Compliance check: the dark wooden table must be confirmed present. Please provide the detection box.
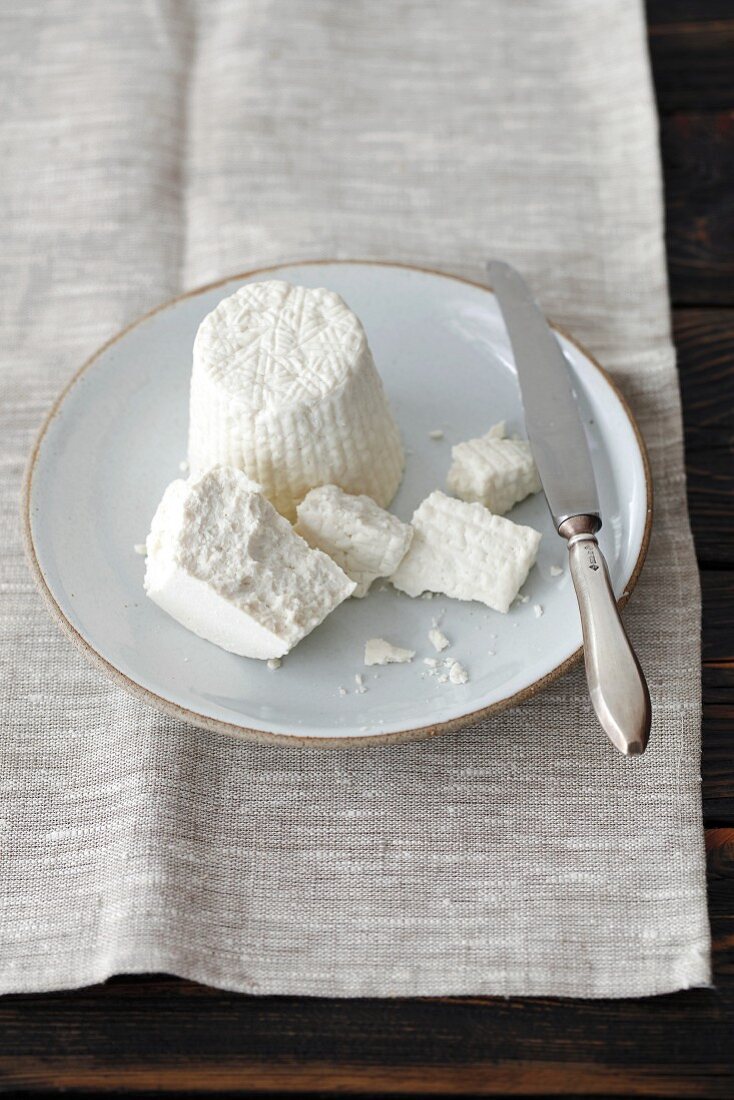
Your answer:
[3,4,733,1096]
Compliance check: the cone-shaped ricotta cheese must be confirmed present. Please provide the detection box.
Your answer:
[188,281,405,521]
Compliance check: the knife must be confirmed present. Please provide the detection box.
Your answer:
[487,260,651,756]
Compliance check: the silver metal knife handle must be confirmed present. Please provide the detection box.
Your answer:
[560,516,651,756]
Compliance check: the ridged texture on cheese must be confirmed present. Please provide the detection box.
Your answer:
[391,490,541,613]
[144,466,355,659]
[447,421,541,513]
[188,281,405,520]
[295,484,413,597]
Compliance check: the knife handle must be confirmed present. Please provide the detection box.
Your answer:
[560,517,651,756]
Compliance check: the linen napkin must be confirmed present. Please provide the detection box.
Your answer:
[0,0,710,997]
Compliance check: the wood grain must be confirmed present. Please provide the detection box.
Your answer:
[702,574,734,819]
[661,113,734,306]
[675,310,734,565]
[649,21,734,114]
[676,310,734,447]
[647,0,734,22]
[2,1058,734,1096]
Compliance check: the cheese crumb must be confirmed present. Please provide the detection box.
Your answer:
[449,662,469,685]
[423,657,438,668]
[179,460,190,474]
[550,565,563,577]
[428,628,450,652]
[364,638,415,666]
[267,658,281,670]
[338,686,348,696]
[533,604,544,618]
[517,594,529,604]
[428,429,444,441]
[134,543,147,556]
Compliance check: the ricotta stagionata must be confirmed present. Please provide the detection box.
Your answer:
[446,421,541,514]
[144,466,355,659]
[295,484,413,597]
[391,490,541,613]
[188,281,404,520]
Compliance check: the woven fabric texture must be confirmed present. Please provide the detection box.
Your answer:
[0,0,710,997]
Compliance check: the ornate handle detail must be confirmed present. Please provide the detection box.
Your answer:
[560,516,651,756]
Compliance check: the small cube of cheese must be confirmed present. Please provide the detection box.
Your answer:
[296,485,413,598]
[447,421,541,514]
[145,466,355,659]
[391,490,541,613]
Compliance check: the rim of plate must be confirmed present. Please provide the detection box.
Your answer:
[22,260,653,749]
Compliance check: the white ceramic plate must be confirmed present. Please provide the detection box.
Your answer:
[24,261,651,746]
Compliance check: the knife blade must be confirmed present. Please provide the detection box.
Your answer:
[487,260,651,756]
[487,260,599,530]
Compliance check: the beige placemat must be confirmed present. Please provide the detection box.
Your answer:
[0,0,710,997]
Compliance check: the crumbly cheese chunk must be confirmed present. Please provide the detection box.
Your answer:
[364,638,415,666]
[295,485,413,598]
[428,628,450,652]
[144,466,355,659]
[448,661,469,685]
[447,421,541,514]
[188,281,404,520]
[391,490,541,613]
